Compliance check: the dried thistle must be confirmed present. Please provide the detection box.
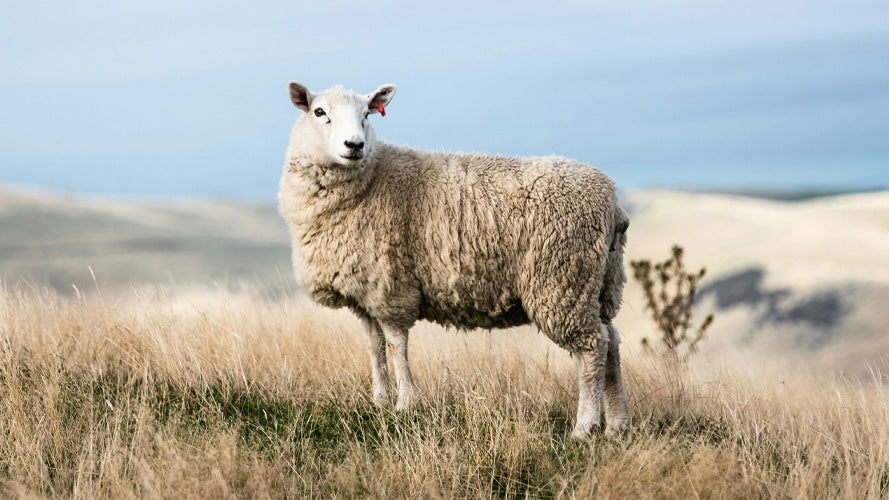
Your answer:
[631,245,714,358]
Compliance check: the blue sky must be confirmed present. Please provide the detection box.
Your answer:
[1,0,887,200]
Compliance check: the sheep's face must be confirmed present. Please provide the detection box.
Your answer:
[288,82,396,167]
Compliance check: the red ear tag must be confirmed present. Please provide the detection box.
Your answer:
[377,100,386,117]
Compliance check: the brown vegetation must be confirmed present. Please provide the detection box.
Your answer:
[631,245,714,356]
[0,283,887,498]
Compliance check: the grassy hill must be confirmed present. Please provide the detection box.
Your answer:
[1,284,887,498]
[2,185,888,497]
[0,187,293,293]
[2,185,888,371]
[619,189,889,374]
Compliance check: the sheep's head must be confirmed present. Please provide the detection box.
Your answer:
[288,82,396,167]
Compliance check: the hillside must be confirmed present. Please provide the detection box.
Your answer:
[2,185,888,497]
[3,287,888,498]
[620,189,889,373]
[0,187,293,293]
[2,186,888,372]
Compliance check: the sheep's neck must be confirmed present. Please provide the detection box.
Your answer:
[284,154,376,220]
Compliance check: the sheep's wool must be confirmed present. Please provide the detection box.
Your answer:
[279,83,631,437]
[280,143,627,350]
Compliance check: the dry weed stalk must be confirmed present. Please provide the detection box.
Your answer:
[630,245,714,357]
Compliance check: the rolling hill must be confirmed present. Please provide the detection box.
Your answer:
[2,185,887,372]
[619,189,889,373]
[0,186,293,293]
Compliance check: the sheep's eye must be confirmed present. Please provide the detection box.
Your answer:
[313,108,326,117]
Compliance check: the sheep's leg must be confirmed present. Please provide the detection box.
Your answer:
[603,324,631,435]
[359,317,392,407]
[570,327,609,439]
[380,324,419,410]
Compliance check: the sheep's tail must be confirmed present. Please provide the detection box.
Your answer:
[600,205,629,322]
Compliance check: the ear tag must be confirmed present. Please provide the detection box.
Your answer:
[377,101,386,117]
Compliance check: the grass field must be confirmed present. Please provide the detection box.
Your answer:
[6,186,889,377]
[1,283,887,499]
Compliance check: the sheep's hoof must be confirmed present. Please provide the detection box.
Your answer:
[394,388,419,411]
[372,391,392,408]
[604,422,632,438]
[569,425,599,440]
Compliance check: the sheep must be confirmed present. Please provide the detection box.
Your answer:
[278,82,631,438]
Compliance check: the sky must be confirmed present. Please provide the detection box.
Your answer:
[1,0,888,200]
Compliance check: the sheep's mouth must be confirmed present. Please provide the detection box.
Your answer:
[339,152,364,161]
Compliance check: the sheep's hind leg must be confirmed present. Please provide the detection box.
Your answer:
[603,324,631,436]
[570,328,609,440]
[359,317,392,407]
[381,324,419,410]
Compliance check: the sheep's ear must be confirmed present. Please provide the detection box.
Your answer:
[288,81,313,112]
[366,84,396,115]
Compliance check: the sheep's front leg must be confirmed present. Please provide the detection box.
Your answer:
[359,317,392,407]
[570,327,609,439]
[380,324,419,410]
[603,324,631,436]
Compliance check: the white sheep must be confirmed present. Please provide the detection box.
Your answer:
[279,82,631,438]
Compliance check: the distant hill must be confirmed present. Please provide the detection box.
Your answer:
[2,185,888,373]
[666,186,889,202]
[0,187,294,294]
[619,189,889,374]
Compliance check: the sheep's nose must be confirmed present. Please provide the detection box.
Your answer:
[344,139,364,150]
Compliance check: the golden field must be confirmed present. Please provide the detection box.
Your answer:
[3,187,889,497]
[1,284,887,499]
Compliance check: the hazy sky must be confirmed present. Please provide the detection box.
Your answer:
[1,1,887,200]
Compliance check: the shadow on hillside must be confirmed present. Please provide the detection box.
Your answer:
[698,268,849,349]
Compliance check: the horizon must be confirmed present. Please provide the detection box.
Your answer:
[3,180,887,207]
[2,1,888,201]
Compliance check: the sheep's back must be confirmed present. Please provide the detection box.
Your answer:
[382,149,616,330]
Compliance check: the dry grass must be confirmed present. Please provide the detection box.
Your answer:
[1,283,887,499]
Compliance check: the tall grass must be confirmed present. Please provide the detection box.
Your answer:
[0,283,887,498]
